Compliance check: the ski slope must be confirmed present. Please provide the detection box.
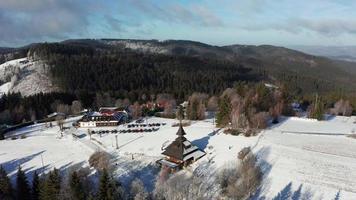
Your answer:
[0,57,58,96]
[1,115,356,199]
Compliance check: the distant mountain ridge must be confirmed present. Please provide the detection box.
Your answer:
[1,39,356,97]
[290,45,356,62]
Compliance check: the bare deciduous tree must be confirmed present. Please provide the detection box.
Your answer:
[163,99,176,117]
[187,93,208,120]
[123,98,131,108]
[56,116,65,132]
[88,151,111,171]
[330,99,353,116]
[251,112,269,129]
[154,171,214,200]
[207,96,219,112]
[71,100,82,115]
[130,102,142,119]
[115,99,123,108]
[130,178,148,200]
[57,104,70,115]
[219,149,262,199]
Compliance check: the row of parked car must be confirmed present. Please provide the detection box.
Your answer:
[127,123,166,128]
[91,127,160,135]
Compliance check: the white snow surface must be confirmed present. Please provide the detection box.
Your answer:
[0,82,11,96]
[0,57,58,96]
[1,115,356,199]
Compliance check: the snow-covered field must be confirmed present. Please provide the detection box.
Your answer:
[1,116,356,199]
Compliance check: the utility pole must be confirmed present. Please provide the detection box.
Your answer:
[115,135,119,149]
[40,153,45,173]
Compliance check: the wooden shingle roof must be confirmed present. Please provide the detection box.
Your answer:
[162,124,205,161]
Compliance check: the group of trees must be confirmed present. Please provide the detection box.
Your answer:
[307,94,354,120]
[215,83,293,135]
[0,165,125,200]
[219,148,262,199]
[0,93,83,126]
[0,92,77,125]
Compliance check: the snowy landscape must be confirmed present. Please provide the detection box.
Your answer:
[2,2,356,199]
[1,114,356,199]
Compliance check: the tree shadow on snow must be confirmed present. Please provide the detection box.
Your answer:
[0,150,46,175]
[0,151,87,184]
[112,157,160,192]
[334,190,341,200]
[266,116,289,130]
[192,129,219,151]
[267,182,313,200]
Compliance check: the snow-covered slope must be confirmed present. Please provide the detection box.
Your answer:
[1,116,356,199]
[0,57,58,96]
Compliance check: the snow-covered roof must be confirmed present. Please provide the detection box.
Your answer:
[89,112,102,117]
[162,125,206,161]
[99,107,119,111]
[183,143,198,155]
[158,159,179,168]
[47,112,65,118]
[183,149,206,161]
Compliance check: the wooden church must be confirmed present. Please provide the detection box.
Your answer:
[158,124,206,171]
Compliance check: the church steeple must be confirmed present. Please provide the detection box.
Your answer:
[176,122,186,136]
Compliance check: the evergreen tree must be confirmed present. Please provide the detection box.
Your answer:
[39,168,61,200]
[32,171,40,200]
[0,165,13,200]
[308,94,325,120]
[69,171,85,200]
[98,169,119,200]
[16,167,31,200]
[216,95,231,127]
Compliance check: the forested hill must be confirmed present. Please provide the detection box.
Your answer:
[0,39,354,100]
[27,42,260,100]
[25,39,356,95]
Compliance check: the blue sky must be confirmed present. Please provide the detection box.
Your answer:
[1,0,356,47]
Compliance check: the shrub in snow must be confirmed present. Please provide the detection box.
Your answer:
[88,151,111,171]
[130,178,148,200]
[219,150,262,199]
[223,128,241,136]
[154,168,215,200]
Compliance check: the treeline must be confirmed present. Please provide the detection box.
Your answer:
[0,165,125,200]
[0,48,28,65]
[1,82,356,126]
[0,92,77,125]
